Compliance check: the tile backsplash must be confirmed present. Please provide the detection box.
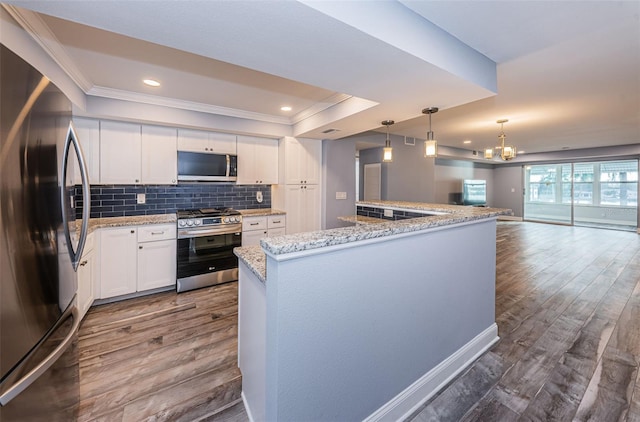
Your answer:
[356,206,428,221]
[75,184,271,219]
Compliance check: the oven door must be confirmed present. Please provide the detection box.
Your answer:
[177,227,242,280]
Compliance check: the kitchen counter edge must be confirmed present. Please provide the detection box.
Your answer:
[234,245,266,284]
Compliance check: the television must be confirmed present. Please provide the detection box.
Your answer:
[463,179,487,206]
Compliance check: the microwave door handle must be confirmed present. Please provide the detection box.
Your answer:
[226,154,230,178]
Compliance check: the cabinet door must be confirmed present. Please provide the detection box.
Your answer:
[177,129,209,153]
[72,118,101,184]
[242,229,268,247]
[141,125,177,184]
[300,138,322,185]
[100,121,142,184]
[208,132,237,155]
[267,227,286,237]
[99,227,137,298]
[77,248,94,320]
[303,184,321,232]
[254,138,278,185]
[284,185,305,234]
[236,136,257,185]
[137,239,177,291]
[282,137,304,185]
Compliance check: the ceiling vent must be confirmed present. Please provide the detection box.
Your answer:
[322,128,340,134]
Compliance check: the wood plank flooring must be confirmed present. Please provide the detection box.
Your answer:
[409,222,640,422]
[78,222,640,421]
[77,282,248,421]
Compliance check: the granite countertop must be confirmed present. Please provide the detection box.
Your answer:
[337,215,387,225]
[239,208,286,217]
[234,245,266,283]
[260,200,512,256]
[80,214,177,233]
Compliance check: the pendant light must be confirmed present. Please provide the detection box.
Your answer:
[422,107,439,157]
[381,120,394,162]
[485,119,517,160]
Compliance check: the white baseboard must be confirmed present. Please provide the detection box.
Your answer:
[363,323,499,422]
[498,215,523,221]
[241,392,255,422]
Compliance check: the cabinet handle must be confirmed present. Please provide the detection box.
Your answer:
[79,260,88,267]
[130,230,135,234]
[139,246,143,249]
[135,179,139,183]
[151,231,165,235]
[273,220,281,224]
[300,180,303,184]
[250,222,259,226]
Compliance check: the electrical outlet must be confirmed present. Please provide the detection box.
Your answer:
[335,191,347,200]
[137,193,146,204]
[383,209,393,218]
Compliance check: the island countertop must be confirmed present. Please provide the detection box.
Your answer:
[259,200,512,256]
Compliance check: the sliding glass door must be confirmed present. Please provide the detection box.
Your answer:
[524,159,638,231]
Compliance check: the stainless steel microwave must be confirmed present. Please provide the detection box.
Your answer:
[177,151,237,182]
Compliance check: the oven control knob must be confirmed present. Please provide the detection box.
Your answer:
[178,220,186,227]
[223,217,229,223]
[186,220,194,226]
[194,220,201,226]
[233,217,239,223]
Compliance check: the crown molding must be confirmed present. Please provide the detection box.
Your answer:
[88,86,293,125]
[291,93,353,124]
[4,4,93,92]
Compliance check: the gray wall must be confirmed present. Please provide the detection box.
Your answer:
[322,138,356,229]
[264,220,498,420]
[434,159,494,205]
[492,165,523,217]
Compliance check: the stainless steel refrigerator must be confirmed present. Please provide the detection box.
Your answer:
[0,45,90,421]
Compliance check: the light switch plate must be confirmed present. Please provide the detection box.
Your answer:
[137,193,146,204]
[335,191,347,200]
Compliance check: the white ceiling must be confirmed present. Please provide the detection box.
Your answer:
[4,0,640,156]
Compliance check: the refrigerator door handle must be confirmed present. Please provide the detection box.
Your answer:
[61,121,91,271]
[0,301,80,406]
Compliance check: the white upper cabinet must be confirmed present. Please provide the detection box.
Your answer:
[279,137,321,185]
[237,135,278,185]
[100,121,142,184]
[177,129,236,154]
[72,117,101,185]
[141,125,177,185]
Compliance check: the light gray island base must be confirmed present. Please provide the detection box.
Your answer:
[235,203,510,421]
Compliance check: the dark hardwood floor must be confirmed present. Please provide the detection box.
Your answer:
[78,222,640,421]
[410,222,640,422]
[77,281,247,421]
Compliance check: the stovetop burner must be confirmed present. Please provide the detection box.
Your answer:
[177,208,242,229]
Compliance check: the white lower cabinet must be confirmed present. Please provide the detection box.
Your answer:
[99,226,138,298]
[99,223,176,300]
[242,215,286,246]
[77,232,96,320]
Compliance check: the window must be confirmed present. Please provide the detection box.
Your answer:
[599,160,638,206]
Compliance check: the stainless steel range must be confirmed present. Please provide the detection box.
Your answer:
[176,208,242,293]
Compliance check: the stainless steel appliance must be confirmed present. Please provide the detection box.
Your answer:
[0,46,90,420]
[177,208,242,293]
[177,151,237,182]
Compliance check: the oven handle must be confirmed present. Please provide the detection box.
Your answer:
[178,225,242,239]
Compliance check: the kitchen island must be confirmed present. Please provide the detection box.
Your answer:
[234,201,512,421]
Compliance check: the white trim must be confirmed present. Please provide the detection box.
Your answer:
[364,324,499,422]
[263,218,497,262]
[241,392,256,422]
[4,5,93,92]
[290,93,352,124]
[88,86,292,125]
[498,215,523,221]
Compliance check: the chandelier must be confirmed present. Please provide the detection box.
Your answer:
[485,119,516,161]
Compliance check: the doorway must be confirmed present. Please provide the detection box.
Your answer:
[523,159,638,231]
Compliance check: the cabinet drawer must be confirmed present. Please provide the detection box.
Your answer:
[267,215,286,229]
[137,224,176,242]
[268,227,286,237]
[242,217,267,231]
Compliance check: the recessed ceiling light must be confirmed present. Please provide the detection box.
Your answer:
[463,140,472,144]
[143,79,160,87]
[280,106,292,112]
